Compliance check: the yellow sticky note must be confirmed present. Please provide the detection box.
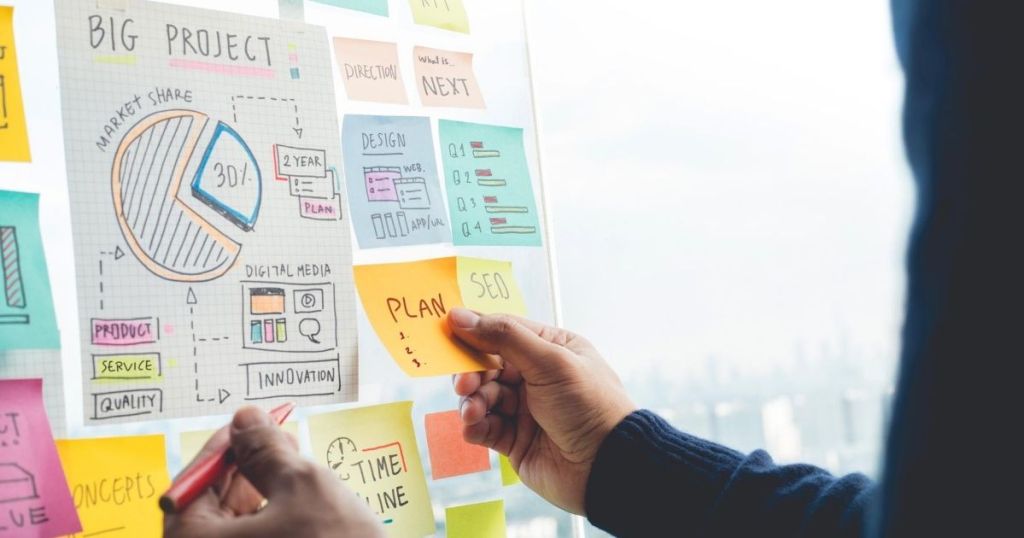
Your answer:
[498,454,520,486]
[408,0,470,34]
[446,499,506,538]
[457,257,527,316]
[55,435,170,538]
[309,402,435,538]
[0,6,30,161]
[179,422,300,467]
[354,258,499,377]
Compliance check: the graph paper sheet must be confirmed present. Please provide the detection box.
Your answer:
[54,0,357,424]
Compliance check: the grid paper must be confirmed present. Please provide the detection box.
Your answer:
[54,0,357,425]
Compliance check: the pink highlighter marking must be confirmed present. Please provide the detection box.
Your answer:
[168,59,276,79]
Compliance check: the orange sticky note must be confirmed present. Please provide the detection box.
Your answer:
[413,46,485,109]
[424,410,490,480]
[1,6,31,161]
[354,257,499,377]
[333,37,409,104]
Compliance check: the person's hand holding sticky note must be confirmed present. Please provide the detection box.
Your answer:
[354,257,501,377]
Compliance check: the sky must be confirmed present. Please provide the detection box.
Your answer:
[525,0,913,379]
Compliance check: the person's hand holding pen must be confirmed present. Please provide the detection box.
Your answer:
[448,308,637,515]
[163,406,385,538]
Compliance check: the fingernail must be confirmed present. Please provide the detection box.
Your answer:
[232,406,271,430]
[459,397,470,419]
[449,307,481,329]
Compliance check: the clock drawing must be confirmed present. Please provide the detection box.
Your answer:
[326,436,358,480]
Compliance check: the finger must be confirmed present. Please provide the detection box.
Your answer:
[454,370,490,397]
[455,367,516,398]
[229,406,307,500]
[448,309,572,380]
[164,488,227,536]
[463,414,516,454]
[496,360,523,386]
[466,311,582,348]
[218,468,265,516]
[460,382,518,424]
[454,372,480,396]
[221,427,302,515]
[165,488,283,538]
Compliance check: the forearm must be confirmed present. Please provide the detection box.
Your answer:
[585,410,874,537]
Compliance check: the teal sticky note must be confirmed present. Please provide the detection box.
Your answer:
[309,0,389,16]
[0,190,60,349]
[439,120,543,247]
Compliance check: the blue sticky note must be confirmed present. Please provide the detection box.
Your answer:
[310,0,389,16]
[341,115,451,248]
[0,190,60,349]
[439,120,543,247]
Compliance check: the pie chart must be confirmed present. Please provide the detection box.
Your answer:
[111,109,262,283]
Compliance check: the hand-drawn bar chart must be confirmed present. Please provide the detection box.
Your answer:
[0,226,28,325]
[439,120,542,247]
[0,190,59,349]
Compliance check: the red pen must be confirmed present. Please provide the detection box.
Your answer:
[159,402,295,514]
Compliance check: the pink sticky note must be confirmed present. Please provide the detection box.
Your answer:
[424,410,491,480]
[0,379,81,537]
[413,46,486,109]
[333,38,409,105]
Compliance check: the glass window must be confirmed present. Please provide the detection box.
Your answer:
[527,1,911,535]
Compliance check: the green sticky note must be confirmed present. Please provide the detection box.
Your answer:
[446,499,506,538]
[310,0,389,16]
[439,120,543,247]
[499,454,520,486]
[0,190,59,349]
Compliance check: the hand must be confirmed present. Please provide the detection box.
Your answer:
[164,406,385,538]
[449,308,637,515]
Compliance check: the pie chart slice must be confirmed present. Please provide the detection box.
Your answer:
[190,122,263,232]
[112,109,243,283]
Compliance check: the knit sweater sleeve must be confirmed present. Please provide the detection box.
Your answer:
[584,410,874,538]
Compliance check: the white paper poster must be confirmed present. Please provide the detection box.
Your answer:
[54,0,357,423]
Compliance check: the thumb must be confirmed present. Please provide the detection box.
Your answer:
[230,406,306,500]
[448,308,573,380]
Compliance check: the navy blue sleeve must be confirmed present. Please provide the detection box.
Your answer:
[585,410,873,537]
